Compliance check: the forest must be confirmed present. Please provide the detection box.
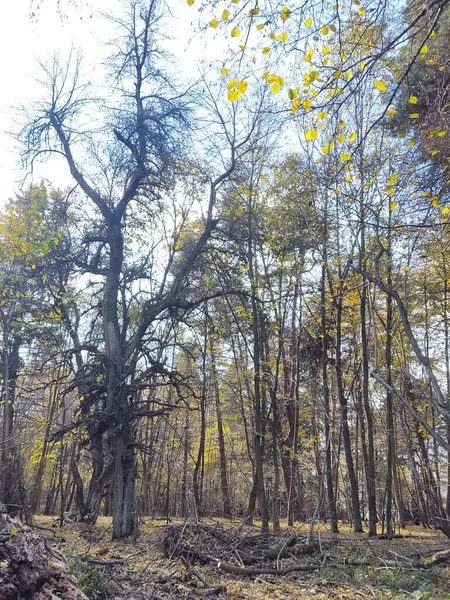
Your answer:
[0,0,450,598]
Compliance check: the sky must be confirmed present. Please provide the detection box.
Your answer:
[0,0,218,198]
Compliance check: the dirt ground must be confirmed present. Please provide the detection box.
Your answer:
[34,517,450,600]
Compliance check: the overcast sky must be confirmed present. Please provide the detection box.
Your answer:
[0,0,218,198]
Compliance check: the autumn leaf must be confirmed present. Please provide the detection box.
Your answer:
[281,6,291,21]
[209,18,219,28]
[305,129,318,141]
[231,27,241,37]
[374,80,387,92]
[304,17,313,26]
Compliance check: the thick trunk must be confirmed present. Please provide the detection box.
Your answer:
[112,421,136,539]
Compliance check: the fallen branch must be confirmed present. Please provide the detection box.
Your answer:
[215,560,321,576]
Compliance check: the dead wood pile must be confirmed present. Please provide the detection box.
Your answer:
[163,523,450,578]
[163,523,320,576]
[0,510,88,600]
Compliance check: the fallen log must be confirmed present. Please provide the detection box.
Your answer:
[0,509,88,600]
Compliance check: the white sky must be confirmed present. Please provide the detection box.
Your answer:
[0,0,220,198]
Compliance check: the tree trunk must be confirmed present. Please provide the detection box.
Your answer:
[321,261,339,533]
[112,420,136,539]
[209,329,232,517]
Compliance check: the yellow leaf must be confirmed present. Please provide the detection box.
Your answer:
[304,17,313,26]
[390,201,397,210]
[227,79,238,90]
[374,80,387,92]
[222,9,230,20]
[275,32,289,41]
[10,529,19,535]
[407,139,416,146]
[358,8,365,15]
[420,44,428,56]
[303,98,312,110]
[210,18,219,28]
[318,111,328,119]
[80,395,85,401]
[409,95,418,104]
[322,46,330,55]
[438,130,447,137]
[349,131,356,142]
[337,134,346,143]
[360,60,365,71]
[290,98,300,115]
[248,7,260,16]
[305,128,318,141]
[387,107,397,116]
[442,207,450,215]
[409,113,420,119]
[403,266,409,272]
[304,49,314,62]
[340,153,351,162]
[239,44,246,51]
[31,264,36,270]
[262,47,271,55]
[321,25,329,35]
[231,27,241,37]
[432,150,439,156]
[288,88,298,100]
[220,68,229,76]
[187,0,194,5]
[339,120,345,130]
[75,409,82,417]
[281,6,291,20]
[322,143,331,155]
[237,80,248,93]
[256,23,265,30]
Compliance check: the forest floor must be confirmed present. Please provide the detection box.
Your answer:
[35,516,450,600]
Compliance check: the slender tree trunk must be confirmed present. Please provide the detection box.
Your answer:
[360,274,377,534]
[193,320,208,517]
[209,328,232,517]
[385,235,394,538]
[248,218,269,532]
[321,260,339,533]
[336,300,363,532]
